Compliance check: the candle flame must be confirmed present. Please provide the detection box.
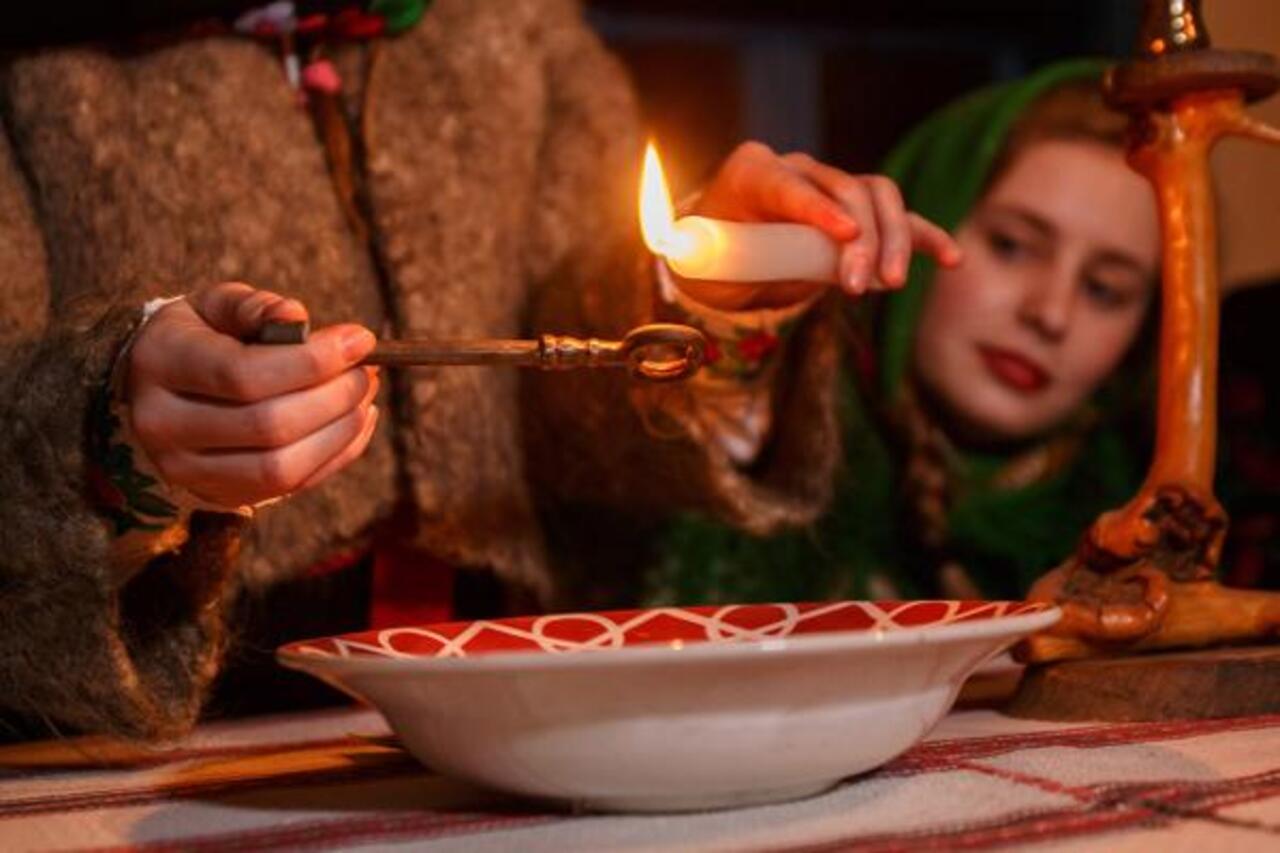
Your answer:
[639,141,691,260]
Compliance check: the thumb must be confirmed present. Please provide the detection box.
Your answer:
[187,282,310,340]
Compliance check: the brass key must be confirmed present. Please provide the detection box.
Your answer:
[257,321,706,383]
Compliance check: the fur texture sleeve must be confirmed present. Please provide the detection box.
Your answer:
[0,309,245,740]
[522,1,842,538]
[0,116,49,346]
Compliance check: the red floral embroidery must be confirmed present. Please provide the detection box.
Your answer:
[332,8,386,39]
[702,336,722,365]
[296,13,329,35]
[737,331,780,362]
[87,465,127,512]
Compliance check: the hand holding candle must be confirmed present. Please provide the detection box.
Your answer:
[641,141,962,310]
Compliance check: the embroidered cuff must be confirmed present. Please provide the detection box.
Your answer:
[88,296,256,545]
[656,259,819,382]
[654,260,822,465]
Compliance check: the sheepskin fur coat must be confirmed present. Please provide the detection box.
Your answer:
[0,0,840,740]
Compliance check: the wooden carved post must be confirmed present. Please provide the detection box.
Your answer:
[1017,0,1280,669]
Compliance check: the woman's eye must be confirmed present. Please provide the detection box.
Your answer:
[1083,277,1131,309]
[987,230,1027,260]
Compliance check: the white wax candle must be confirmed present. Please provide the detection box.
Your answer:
[639,143,842,284]
[664,216,840,283]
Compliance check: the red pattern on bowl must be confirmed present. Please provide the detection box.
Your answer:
[283,600,1052,661]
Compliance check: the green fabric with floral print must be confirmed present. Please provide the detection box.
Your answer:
[87,384,180,535]
[369,0,430,35]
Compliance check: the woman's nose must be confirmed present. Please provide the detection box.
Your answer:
[1017,267,1076,342]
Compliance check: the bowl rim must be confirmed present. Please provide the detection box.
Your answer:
[276,601,1060,677]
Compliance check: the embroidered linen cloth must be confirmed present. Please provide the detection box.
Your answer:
[1,705,1276,850]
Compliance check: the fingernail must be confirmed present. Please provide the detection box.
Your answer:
[271,298,309,323]
[845,259,867,293]
[884,259,905,285]
[840,251,856,290]
[361,369,380,406]
[341,327,376,361]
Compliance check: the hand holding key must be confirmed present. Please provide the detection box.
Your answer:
[127,282,703,510]
[127,282,381,508]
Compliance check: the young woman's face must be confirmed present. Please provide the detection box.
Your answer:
[913,139,1159,444]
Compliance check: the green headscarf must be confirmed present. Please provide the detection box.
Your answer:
[648,59,1147,605]
[879,57,1112,398]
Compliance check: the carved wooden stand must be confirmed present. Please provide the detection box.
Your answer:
[1011,0,1280,721]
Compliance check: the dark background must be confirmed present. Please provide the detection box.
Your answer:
[0,1,1142,189]
[586,0,1139,189]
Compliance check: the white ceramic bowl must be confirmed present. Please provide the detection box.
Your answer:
[279,600,1058,812]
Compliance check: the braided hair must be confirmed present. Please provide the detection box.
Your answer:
[893,78,1139,598]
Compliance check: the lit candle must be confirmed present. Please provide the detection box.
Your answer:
[639,143,840,283]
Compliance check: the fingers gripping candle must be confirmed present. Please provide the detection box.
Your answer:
[639,143,841,283]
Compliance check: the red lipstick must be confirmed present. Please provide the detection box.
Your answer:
[978,345,1050,393]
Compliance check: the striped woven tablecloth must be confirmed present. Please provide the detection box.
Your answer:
[1,703,1277,851]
